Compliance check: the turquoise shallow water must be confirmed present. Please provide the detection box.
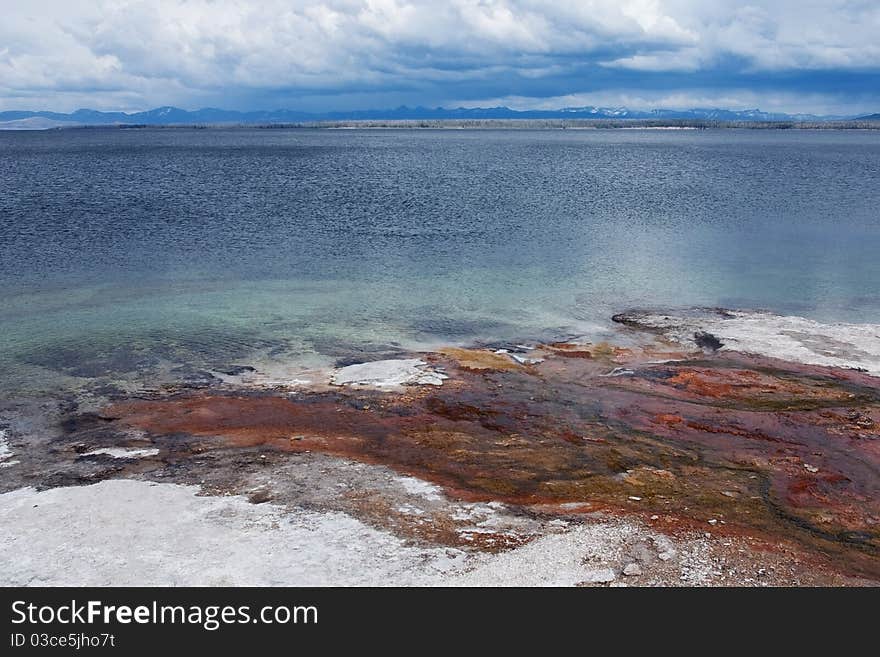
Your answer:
[1,128,879,394]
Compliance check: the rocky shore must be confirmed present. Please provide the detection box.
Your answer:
[1,310,878,586]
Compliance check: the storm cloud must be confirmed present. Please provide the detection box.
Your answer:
[1,0,878,113]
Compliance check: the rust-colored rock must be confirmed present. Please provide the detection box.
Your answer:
[438,347,521,371]
[545,343,593,358]
[106,347,880,578]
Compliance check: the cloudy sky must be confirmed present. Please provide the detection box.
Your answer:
[2,0,879,114]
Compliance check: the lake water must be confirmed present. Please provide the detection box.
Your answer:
[2,127,879,393]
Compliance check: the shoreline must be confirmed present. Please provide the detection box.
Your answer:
[5,119,880,132]
[1,308,878,586]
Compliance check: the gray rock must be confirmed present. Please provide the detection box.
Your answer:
[622,563,642,576]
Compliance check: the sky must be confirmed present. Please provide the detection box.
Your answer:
[1,0,879,115]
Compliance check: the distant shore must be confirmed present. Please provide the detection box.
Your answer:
[4,118,880,131]
[254,118,880,130]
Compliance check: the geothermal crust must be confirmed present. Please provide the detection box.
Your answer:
[2,310,879,586]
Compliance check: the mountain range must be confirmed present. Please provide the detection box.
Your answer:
[2,105,879,128]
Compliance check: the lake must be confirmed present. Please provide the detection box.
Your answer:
[2,127,879,393]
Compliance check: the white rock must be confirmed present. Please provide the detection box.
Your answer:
[652,534,678,561]
[0,430,12,460]
[623,563,643,576]
[396,475,445,502]
[0,480,675,587]
[330,359,448,388]
[413,372,448,386]
[509,353,544,365]
[0,480,466,586]
[0,430,17,468]
[615,309,880,376]
[82,447,160,459]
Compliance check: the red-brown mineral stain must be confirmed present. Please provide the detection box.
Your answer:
[106,347,880,577]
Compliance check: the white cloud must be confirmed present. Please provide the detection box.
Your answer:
[602,49,702,72]
[0,1,878,111]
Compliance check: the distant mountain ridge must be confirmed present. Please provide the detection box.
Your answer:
[0,105,867,126]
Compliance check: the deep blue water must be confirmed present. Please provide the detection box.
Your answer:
[1,128,879,391]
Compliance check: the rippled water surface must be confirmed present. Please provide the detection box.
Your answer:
[2,128,879,392]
